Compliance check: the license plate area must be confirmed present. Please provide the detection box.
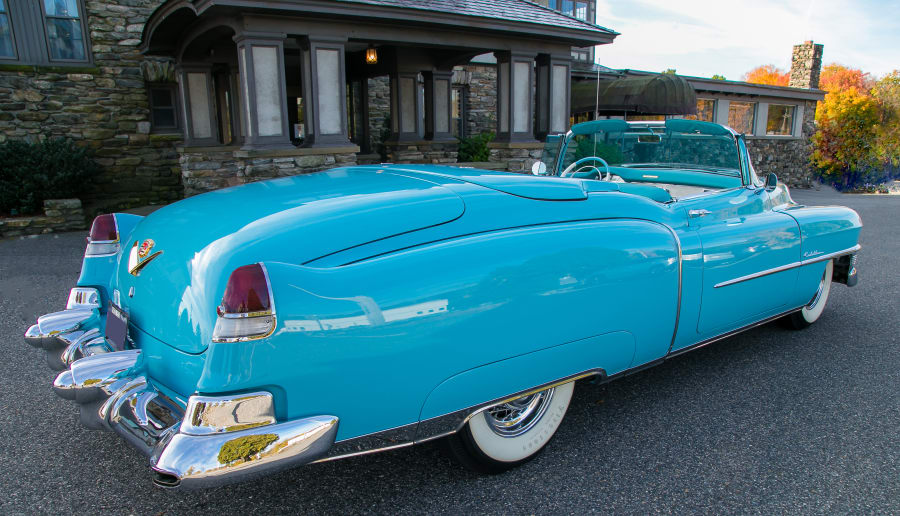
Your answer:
[105,303,129,351]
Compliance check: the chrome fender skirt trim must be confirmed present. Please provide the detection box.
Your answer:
[151,416,338,489]
[714,244,861,288]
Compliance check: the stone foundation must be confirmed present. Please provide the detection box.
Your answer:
[488,142,544,173]
[0,198,85,238]
[384,141,459,164]
[180,146,359,196]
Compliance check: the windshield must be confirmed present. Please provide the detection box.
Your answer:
[558,119,742,180]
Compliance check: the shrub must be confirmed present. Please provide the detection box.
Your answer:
[0,138,99,215]
[457,131,495,162]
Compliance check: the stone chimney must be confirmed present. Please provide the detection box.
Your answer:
[789,40,824,89]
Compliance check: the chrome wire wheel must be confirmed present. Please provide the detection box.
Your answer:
[445,381,575,473]
[483,388,555,438]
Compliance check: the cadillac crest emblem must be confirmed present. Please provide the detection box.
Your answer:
[128,238,162,276]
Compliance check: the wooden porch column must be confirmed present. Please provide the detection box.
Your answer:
[389,70,422,142]
[301,36,352,147]
[535,53,572,139]
[495,51,537,143]
[176,63,218,146]
[234,32,291,149]
[423,70,453,141]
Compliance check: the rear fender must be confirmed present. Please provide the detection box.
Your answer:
[417,331,635,424]
[76,213,143,307]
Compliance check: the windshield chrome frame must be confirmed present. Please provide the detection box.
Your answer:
[554,121,748,187]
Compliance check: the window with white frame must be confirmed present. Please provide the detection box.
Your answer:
[765,104,795,136]
[728,101,756,134]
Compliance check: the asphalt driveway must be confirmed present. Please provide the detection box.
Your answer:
[1,188,898,514]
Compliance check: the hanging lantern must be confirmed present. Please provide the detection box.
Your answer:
[365,45,378,65]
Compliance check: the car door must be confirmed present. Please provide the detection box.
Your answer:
[680,186,802,337]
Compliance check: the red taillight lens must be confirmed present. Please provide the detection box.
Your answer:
[85,214,120,257]
[213,263,276,342]
[89,214,118,242]
[219,264,271,315]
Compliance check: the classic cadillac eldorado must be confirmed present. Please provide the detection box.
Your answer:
[26,119,861,489]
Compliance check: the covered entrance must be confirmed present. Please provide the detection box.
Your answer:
[141,0,616,194]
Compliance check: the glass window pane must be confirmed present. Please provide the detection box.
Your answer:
[151,88,174,108]
[562,0,574,15]
[686,98,715,122]
[575,2,588,20]
[548,0,558,9]
[152,108,176,128]
[766,104,794,136]
[728,101,755,134]
[0,0,5,11]
[0,15,13,58]
[252,45,283,137]
[44,0,79,17]
[46,18,85,60]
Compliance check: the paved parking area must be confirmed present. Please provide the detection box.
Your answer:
[1,188,898,514]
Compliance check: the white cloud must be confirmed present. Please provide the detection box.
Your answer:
[594,0,899,80]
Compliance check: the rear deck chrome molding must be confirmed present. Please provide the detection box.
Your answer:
[714,244,861,288]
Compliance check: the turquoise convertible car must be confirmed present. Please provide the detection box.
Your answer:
[25,119,860,489]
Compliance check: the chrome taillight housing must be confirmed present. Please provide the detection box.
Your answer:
[212,263,276,342]
[85,214,120,257]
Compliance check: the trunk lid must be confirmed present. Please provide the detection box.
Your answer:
[115,168,465,354]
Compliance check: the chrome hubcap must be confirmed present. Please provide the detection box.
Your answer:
[484,387,555,438]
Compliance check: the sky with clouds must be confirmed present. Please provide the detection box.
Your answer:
[593,0,900,81]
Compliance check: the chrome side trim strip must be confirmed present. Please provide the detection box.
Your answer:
[802,244,861,265]
[714,244,861,288]
[666,306,802,358]
[658,222,683,355]
[714,261,802,288]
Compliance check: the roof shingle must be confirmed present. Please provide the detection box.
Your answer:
[335,0,617,35]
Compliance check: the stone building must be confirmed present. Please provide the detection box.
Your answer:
[0,0,825,213]
[565,41,827,186]
[0,0,614,205]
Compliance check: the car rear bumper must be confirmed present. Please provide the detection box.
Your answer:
[27,303,339,489]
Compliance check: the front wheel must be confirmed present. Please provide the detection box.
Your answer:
[445,381,574,473]
[786,259,834,329]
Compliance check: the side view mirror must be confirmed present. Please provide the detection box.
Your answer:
[765,172,778,191]
[531,161,548,176]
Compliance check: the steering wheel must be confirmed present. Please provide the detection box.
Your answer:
[561,156,611,180]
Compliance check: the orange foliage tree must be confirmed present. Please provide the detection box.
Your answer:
[742,65,789,86]
[819,64,874,93]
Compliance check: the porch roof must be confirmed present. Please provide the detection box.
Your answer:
[334,0,617,35]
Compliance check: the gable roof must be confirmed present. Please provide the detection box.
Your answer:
[335,0,617,36]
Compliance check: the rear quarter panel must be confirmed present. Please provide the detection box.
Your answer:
[198,219,680,441]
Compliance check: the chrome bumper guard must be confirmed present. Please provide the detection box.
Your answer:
[27,292,339,489]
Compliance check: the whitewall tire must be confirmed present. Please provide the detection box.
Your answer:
[446,381,574,473]
[787,259,833,329]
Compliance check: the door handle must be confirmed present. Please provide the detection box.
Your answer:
[689,209,711,218]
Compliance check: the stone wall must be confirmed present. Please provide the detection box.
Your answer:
[745,100,818,187]
[367,76,391,158]
[488,142,543,173]
[384,141,458,164]
[463,64,497,138]
[181,148,358,196]
[0,0,183,215]
[0,199,86,238]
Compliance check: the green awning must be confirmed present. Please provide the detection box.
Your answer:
[571,74,698,116]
